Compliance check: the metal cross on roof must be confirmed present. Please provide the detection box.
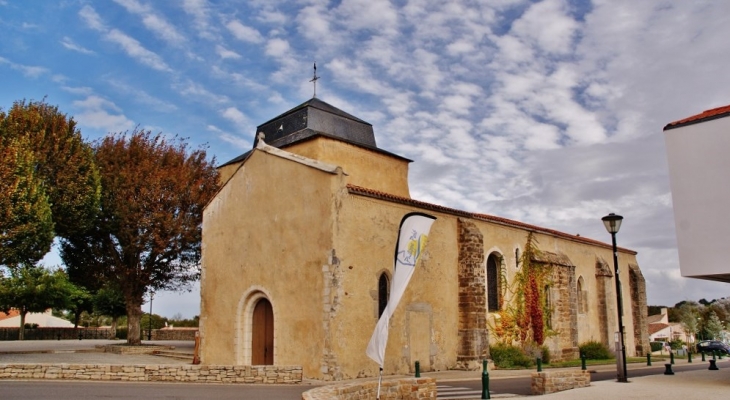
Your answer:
[309,62,320,98]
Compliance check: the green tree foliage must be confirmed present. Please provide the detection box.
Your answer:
[0,100,100,270]
[61,129,219,345]
[678,302,700,340]
[66,285,93,328]
[93,285,127,335]
[0,266,74,339]
[0,133,54,268]
[705,311,724,340]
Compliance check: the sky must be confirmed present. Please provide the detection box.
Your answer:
[2,0,729,319]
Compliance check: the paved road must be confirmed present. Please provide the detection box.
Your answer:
[0,380,315,400]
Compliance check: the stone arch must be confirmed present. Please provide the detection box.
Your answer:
[236,287,275,365]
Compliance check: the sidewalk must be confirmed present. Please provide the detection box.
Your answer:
[2,341,729,399]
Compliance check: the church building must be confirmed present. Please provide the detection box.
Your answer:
[199,98,649,380]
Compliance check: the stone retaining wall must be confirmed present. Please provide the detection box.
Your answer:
[531,370,590,395]
[0,364,302,384]
[0,328,114,341]
[152,328,197,341]
[301,377,436,400]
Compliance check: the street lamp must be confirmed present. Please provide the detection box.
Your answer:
[602,213,627,382]
[147,292,154,341]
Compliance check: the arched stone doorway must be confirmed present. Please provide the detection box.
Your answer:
[251,298,274,365]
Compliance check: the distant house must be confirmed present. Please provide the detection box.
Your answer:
[648,308,690,343]
[0,309,75,328]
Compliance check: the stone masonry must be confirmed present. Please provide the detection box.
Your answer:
[595,257,614,350]
[0,364,302,384]
[629,264,650,356]
[301,377,437,400]
[531,370,590,395]
[456,218,488,370]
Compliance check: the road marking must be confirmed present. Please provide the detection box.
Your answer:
[437,384,519,399]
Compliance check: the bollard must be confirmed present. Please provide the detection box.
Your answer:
[646,353,652,366]
[688,351,692,363]
[536,358,542,372]
[709,359,719,370]
[581,352,587,370]
[78,332,83,341]
[481,359,490,400]
[663,363,674,375]
[702,352,706,361]
[57,333,61,341]
[415,361,420,378]
[713,351,717,361]
[670,352,674,365]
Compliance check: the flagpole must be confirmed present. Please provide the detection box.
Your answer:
[376,367,383,400]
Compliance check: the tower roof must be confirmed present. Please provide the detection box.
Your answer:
[220,98,410,167]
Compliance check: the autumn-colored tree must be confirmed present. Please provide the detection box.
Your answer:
[0,266,75,340]
[0,133,54,268]
[61,130,219,345]
[0,100,100,269]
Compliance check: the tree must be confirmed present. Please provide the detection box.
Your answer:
[678,302,700,342]
[93,285,127,336]
[61,130,219,345]
[0,266,74,340]
[0,133,54,268]
[0,100,100,269]
[706,311,724,340]
[66,285,93,328]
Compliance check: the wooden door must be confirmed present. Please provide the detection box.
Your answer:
[252,299,274,365]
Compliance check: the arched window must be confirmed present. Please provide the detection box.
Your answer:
[378,273,389,317]
[487,253,501,312]
[544,285,552,329]
[577,276,586,314]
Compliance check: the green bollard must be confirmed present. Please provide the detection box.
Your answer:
[415,361,420,378]
[688,351,692,363]
[647,353,652,366]
[670,352,675,365]
[536,358,542,372]
[713,351,717,360]
[581,352,587,370]
[481,359,490,400]
[702,352,706,361]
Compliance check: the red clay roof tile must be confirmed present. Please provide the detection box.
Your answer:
[664,104,730,130]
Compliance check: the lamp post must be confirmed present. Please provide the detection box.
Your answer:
[602,213,627,382]
[147,292,153,341]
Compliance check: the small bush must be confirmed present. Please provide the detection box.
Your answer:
[669,339,684,350]
[579,341,613,360]
[490,344,534,368]
[116,328,128,340]
[541,346,551,364]
[650,342,664,352]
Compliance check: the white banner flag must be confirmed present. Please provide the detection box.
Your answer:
[366,212,436,367]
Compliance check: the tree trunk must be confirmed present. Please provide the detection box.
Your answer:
[74,308,81,328]
[19,311,27,341]
[126,301,143,345]
[111,316,118,339]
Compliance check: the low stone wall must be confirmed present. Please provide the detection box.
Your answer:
[0,364,302,384]
[301,377,437,400]
[152,328,197,341]
[0,328,114,341]
[531,370,590,395]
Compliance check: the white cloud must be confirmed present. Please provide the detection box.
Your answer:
[60,37,94,54]
[172,80,229,104]
[105,29,172,72]
[264,38,290,58]
[0,56,48,78]
[226,20,264,44]
[113,0,186,46]
[221,107,248,126]
[79,5,106,31]
[106,79,178,112]
[215,45,241,60]
[181,0,216,40]
[208,125,250,149]
[72,95,135,133]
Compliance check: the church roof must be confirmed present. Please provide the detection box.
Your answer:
[346,184,637,255]
[664,103,730,130]
[220,98,410,167]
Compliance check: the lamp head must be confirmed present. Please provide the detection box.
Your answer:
[602,213,623,234]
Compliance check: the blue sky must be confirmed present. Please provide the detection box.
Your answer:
[2,0,729,318]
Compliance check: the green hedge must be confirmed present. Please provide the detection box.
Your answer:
[579,341,613,360]
[650,341,664,352]
[490,344,534,368]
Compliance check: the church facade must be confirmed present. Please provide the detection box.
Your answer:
[199,98,649,380]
